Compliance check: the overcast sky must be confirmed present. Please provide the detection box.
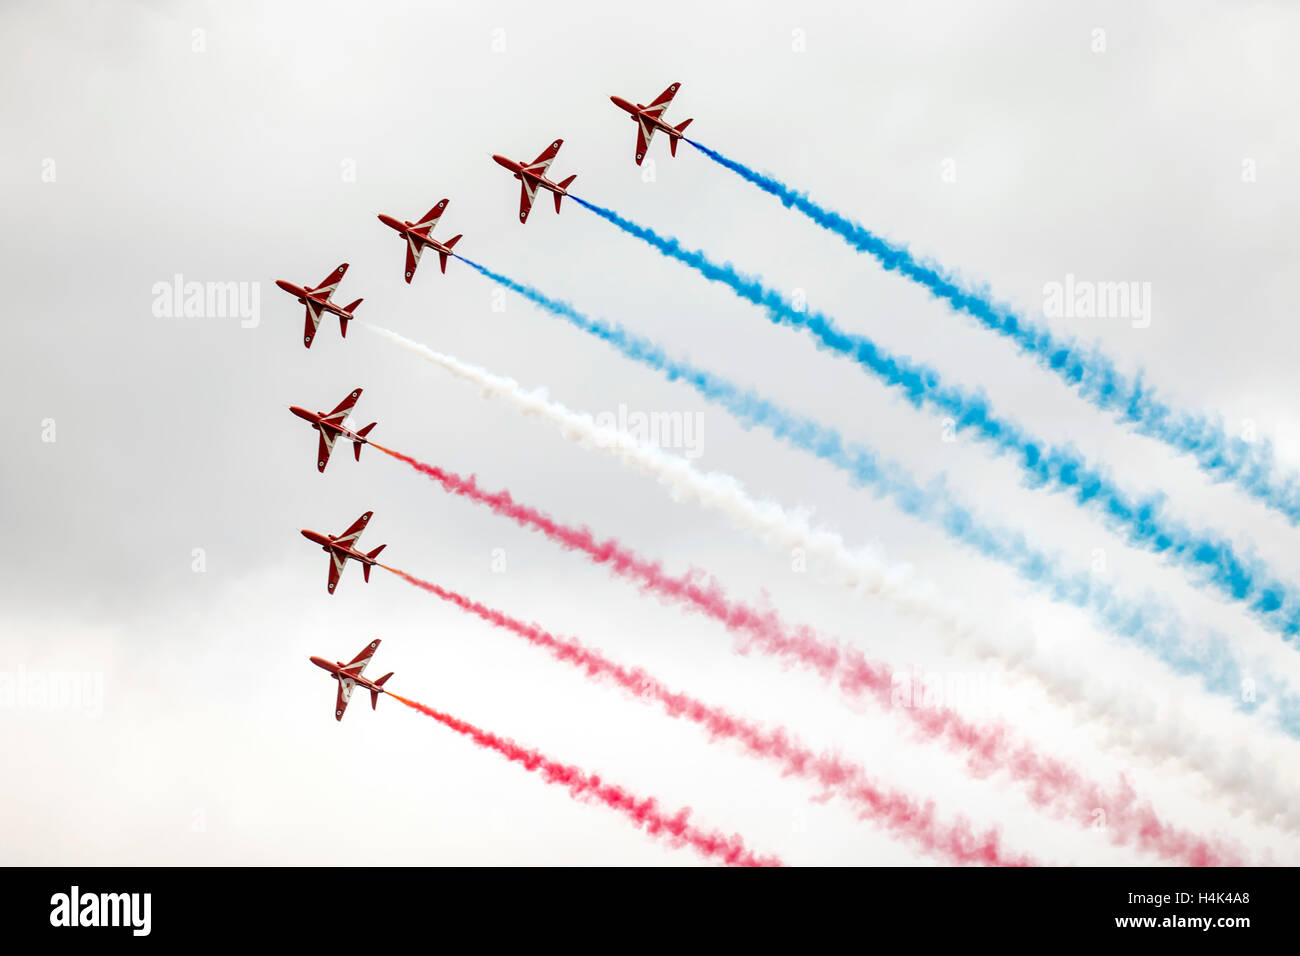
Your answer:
[2,0,1299,865]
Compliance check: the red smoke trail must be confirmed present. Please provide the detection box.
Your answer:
[384,565,1032,866]
[373,444,1240,866]
[385,691,781,867]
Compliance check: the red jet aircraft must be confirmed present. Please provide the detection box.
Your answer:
[491,140,577,223]
[610,82,693,166]
[289,387,377,473]
[310,638,393,721]
[275,263,363,348]
[377,199,463,283]
[300,510,387,594]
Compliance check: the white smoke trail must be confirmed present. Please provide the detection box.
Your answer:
[368,323,1300,833]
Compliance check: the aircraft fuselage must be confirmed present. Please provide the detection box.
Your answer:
[609,96,678,135]
[491,155,568,195]
[376,214,457,256]
[299,529,370,564]
[274,280,352,317]
[288,406,364,443]
[309,656,388,694]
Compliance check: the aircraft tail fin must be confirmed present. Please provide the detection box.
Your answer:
[669,119,693,156]
[354,423,377,460]
[439,234,462,273]
[341,299,363,337]
[371,672,393,709]
[554,175,576,212]
[337,299,362,338]
[362,544,387,580]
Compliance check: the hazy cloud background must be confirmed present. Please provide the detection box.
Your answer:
[2,0,1298,864]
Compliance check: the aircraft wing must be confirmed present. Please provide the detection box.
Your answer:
[524,139,563,176]
[327,550,345,593]
[303,301,323,348]
[313,263,349,301]
[335,511,372,549]
[333,640,380,718]
[413,200,448,235]
[322,388,362,426]
[636,118,656,165]
[405,236,424,282]
[342,639,380,677]
[643,83,679,117]
[316,428,337,473]
[334,676,354,721]
[518,179,536,223]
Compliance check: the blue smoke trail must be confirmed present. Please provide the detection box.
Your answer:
[685,137,1300,527]
[453,253,1300,737]
[569,194,1300,642]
